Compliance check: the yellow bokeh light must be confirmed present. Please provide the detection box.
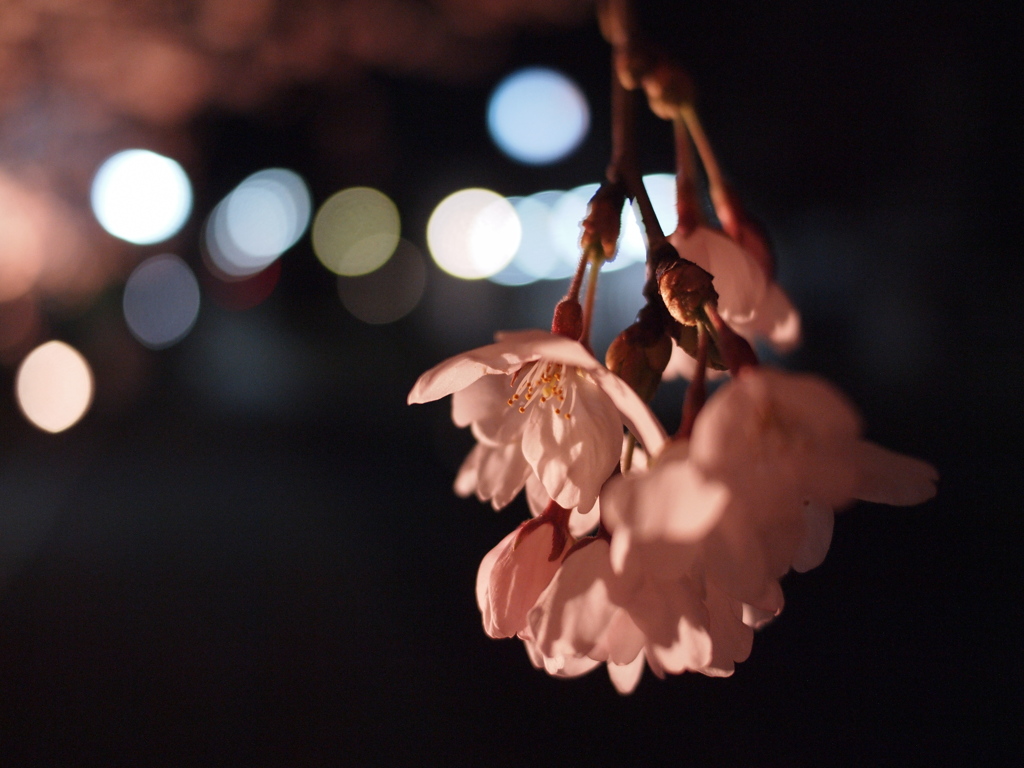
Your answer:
[311,187,400,276]
[426,188,520,279]
[15,340,94,433]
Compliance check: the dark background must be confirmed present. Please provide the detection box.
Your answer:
[0,1,1019,765]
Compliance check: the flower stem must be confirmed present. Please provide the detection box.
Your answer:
[703,301,759,375]
[679,321,708,439]
[566,245,591,303]
[579,252,601,351]
[622,432,637,473]
[681,104,740,239]
[673,116,703,236]
[609,69,664,252]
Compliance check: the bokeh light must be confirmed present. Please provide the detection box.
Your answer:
[338,240,427,324]
[123,254,201,349]
[206,169,311,279]
[15,341,94,433]
[0,173,47,302]
[487,174,678,285]
[487,68,589,164]
[489,192,567,285]
[90,149,192,244]
[312,187,400,276]
[427,188,521,279]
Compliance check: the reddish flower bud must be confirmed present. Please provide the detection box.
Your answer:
[657,259,718,327]
[581,182,626,261]
[551,298,583,340]
[641,58,695,120]
[606,323,672,402]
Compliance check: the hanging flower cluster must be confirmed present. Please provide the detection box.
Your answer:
[408,0,937,694]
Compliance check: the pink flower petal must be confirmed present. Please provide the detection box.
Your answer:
[851,441,938,506]
[519,632,602,677]
[791,500,835,573]
[601,440,729,545]
[408,329,582,405]
[529,540,619,660]
[452,375,528,446]
[629,577,713,673]
[476,530,516,617]
[741,601,781,629]
[526,473,600,536]
[607,651,646,694]
[484,521,568,638]
[730,281,802,353]
[455,442,532,510]
[587,364,668,457]
[521,373,623,513]
[700,581,754,676]
[670,226,767,323]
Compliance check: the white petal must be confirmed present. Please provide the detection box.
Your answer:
[487,522,567,638]
[408,330,575,405]
[741,601,780,629]
[729,281,802,353]
[452,375,528,446]
[521,374,622,514]
[587,365,668,457]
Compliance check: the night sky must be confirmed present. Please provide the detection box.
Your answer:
[0,1,1019,765]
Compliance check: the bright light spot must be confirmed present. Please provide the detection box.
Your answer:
[123,254,200,349]
[338,240,427,324]
[15,341,93,433]
[427,188,520,279]
[489,192,565,284]
[311,187,400,276]
[488,68,590,164]
[91,149,192,244]
[206,169,310,279]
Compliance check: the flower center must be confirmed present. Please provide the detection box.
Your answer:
[507,360,574,419]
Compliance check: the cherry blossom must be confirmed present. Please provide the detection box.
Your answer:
[526,537,752,693]
[476,504,572,639]
[408,329,667,514]
[605,367,939,612]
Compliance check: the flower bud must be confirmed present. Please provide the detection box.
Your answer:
[551,298,583,340]
[658,259,718,327]
[642,59,695,120]
[613,43,654,91]
[581,182,626,261]
[606,322,672,402]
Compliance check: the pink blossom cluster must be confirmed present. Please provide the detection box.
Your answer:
[408,225,937,692]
